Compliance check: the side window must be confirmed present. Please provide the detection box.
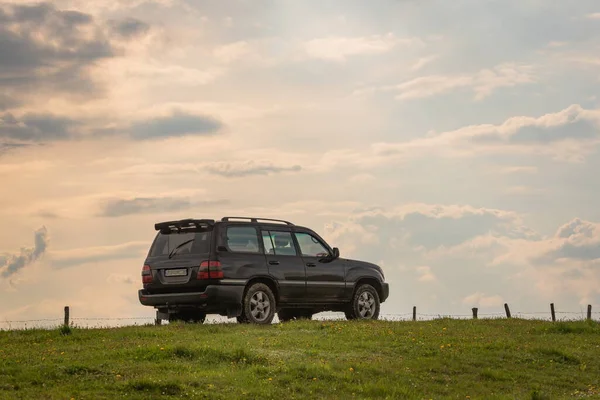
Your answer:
[226,226,260,253]
[262,230,298,256]
[295,232,329,257]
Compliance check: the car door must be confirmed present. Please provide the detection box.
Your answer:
[217,224,269,282]
[261,228,307,303]
[294,231,346,302]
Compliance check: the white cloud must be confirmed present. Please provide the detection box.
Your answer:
[50,241,149,269]
[390,63,535,100]
[371,104,600,162]
[394,75,473,100]
[462,292,504,308]
[416,266,436,282]
[348,173,376,183]
[304,33,422,62]
[496,166,538,174]
[504,185,545,195]
[410,55,438,71]
[585,13,600,20]
[546,41,568,48]
[213,41,253,64]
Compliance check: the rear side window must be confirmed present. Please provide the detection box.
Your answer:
[226,226,260,253]
[149,230,212,257]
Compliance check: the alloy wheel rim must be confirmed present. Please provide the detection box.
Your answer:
[357,291,375,318]
[250,291,271,321]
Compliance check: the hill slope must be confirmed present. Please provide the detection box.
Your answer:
[1,318,599,399]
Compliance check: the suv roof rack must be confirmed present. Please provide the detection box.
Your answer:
[155,218,215,232]
[221,216,294,226]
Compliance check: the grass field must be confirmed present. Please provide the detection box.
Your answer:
[1,318,599,399]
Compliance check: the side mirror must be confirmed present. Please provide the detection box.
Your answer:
[332,247,340,259]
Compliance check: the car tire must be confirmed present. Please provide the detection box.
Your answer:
[240,283,276,325]
[345,284,380,320]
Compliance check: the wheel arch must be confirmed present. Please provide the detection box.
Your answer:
[353,277,383,300]
[244,276,279,303]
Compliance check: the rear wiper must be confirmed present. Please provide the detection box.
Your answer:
[168,239,194,259]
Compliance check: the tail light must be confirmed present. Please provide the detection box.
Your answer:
[198,260,223,280]
[141,264,153,284]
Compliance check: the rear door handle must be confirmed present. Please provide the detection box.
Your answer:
[306,263,316,267]
[269,260,280,265]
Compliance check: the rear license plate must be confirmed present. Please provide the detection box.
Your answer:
[165,268,187,277]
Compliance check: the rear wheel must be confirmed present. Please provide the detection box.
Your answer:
[240,283,276,324]
[345,284,380,320]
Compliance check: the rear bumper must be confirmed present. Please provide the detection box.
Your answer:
[381,282,389,302]
[138,284,245,308]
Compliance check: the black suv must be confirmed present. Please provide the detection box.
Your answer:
[138,217,389,324]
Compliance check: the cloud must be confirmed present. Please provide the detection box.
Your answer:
[0,93,18,111]
[129,111,223,140]
[97,196,227,217]
[0,112,80,142]
[539,219,600,262]
[205,161,302,177]
[0,226,48,278]
[34,210,60,219]
[496,166,538,174]
[1,109,224,145]
[389,63,535,101]
[416,266,436,282]
[50,241,148,269]
[0,142,32,155]
[586,13,600,20]
[0,3,112,92]
[213,41,252,64]
[371,104,600,162]
[107,273,135,285]
[109,17,150,38]
[324,203,525,258]
[304,33,421,62]
[0,1,152,115]
[410,55,438,71]
[462,292,504,308]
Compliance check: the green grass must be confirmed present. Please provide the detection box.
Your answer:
[1,318,599,399]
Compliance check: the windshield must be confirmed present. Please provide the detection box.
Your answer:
[149,230,212,257]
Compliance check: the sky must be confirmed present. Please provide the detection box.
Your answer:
[1,0,600,327]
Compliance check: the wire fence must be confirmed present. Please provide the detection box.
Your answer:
[1,304,599,331]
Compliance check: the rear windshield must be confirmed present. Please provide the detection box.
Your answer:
[149,230,212,257]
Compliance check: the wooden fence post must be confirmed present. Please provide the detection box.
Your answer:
[412,306,416,322]
[550,303,556,322]
[64,306,70,327]
[472,307,478,319]
[587,305,592,321]
[504,303,511,318]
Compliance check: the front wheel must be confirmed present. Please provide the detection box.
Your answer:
[345,284,380,320]
[240,283,276,324]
